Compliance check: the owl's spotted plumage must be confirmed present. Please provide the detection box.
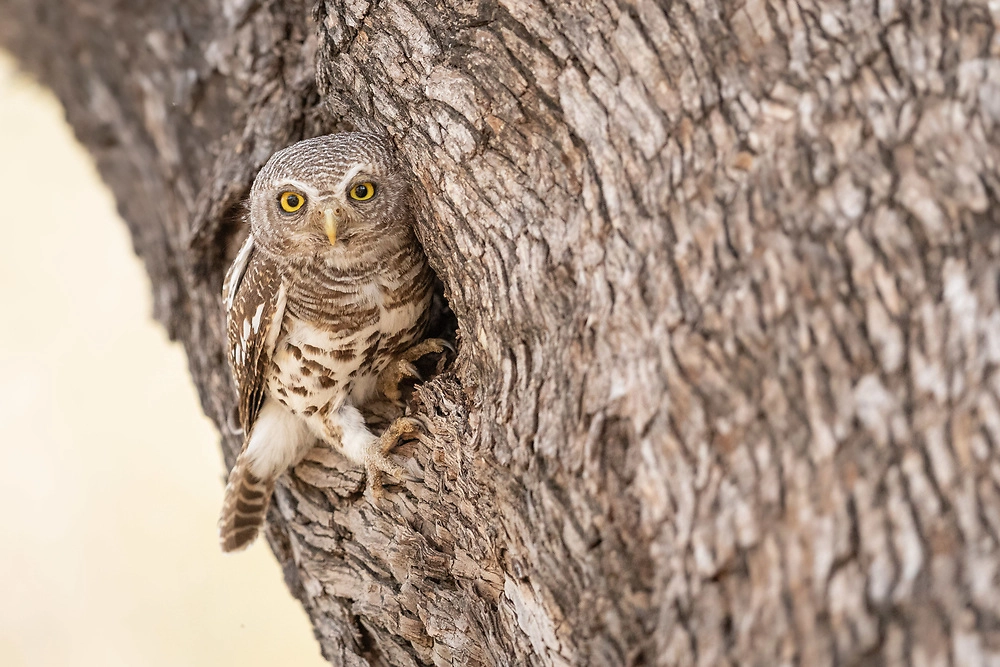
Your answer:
[219,133,438,552]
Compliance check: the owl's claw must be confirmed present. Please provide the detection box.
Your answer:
[366,338,451,497]
[365,416,422,500]
[377,338,453,401]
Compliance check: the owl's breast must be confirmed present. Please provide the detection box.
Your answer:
[267,272,432,418]
[266,317,363,419]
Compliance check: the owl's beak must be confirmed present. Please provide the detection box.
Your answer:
[322,208,340,246]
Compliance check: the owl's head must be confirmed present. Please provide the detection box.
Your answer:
[248,133,412,260]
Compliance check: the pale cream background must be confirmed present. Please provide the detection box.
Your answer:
[0,53,327,666]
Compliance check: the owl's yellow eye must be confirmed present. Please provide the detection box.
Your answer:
[349,182,376,201]
[279,191,305,213]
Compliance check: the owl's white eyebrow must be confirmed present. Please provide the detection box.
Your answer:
[277,180,320,197]
[335,164,374,192]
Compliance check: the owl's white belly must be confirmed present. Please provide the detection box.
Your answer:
[265,285,427,442]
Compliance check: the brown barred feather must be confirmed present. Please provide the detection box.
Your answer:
[226,246,283,434]
[219,451,275,552]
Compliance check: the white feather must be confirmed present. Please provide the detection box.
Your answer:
[274,179,321,200]
[336,403,378,465]
[224,234,255,310]
[251,303,265,332]
[245,398,315,479]
[265,284,287,352]
[334,163,372,193]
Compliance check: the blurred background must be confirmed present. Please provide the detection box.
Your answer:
[0,52,327,666]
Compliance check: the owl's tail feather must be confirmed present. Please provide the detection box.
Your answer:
[219,452,274,553]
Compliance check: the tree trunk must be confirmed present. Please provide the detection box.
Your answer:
[4,0,999,664]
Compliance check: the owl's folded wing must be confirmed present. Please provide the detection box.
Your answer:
[224,235,287,436]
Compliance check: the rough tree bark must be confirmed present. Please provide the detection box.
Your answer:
[4,0,1000,664]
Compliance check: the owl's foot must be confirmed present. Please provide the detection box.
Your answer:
[365,416,422,500]
[377,338,454,401]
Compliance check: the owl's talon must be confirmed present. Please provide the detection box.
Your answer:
[366,467,386,501]
[400,361,422,382]
[377,339,453,401]
[363,417,422,498]
[401,338,452,362]
[378,361,414,401]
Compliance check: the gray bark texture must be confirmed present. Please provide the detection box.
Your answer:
[4,0,1000,664]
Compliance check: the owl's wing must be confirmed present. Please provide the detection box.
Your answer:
[224,235,287,435]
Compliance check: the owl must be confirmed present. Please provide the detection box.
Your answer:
[218,132,444,552]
